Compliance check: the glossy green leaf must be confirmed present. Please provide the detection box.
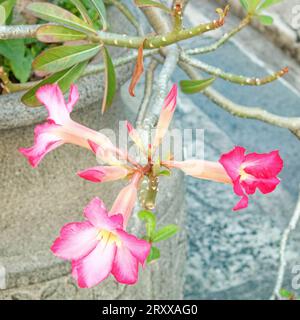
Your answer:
[258,0,282,11]
[69,0,93,25]
[138,210,156,238]
[21,61,87,107]
[152,224,179,243]
[26,2,96,34]
[101,46,116,113]
[134,0,171,13]
[180,78,215,94]
[0,39,32,83]
[89,0,107,30]
[36,25,88,43]
[239,0,248,10]
[257,14,274,25]
[33,44,101,73]
[0,5,5,24]
[147,246,160,263]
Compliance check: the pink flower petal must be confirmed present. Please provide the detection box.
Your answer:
[243,150,283,179]
[77,166,128,183]
[116,229,151,265]
[36,84,70,125]
[152,85,178,150]
[66,84,79,113]
[233,195,249,211]
[19,122,63,168]
[77,168,105,183]
[72,240,116,288]
[111,245,139,285]
[219,146,246,181]
[51,221,98,261]
[163,84,177,112]
[254,177,280,194]
[84,197,123,229]
[233,179,244,196]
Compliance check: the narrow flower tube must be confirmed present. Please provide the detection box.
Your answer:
[110,172,141,228]
[126,121,147,154]
[19,84,115,167]
[152,84,177,153]
[164,159,232,184]
[77,166,129,183]
[51,197,151,288]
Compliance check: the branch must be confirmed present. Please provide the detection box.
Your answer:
[0,11,226,49]
[185,15,251,55]
[180,51,288,86]
[270,185,300,300]
[136,59,158,127]
[140,7,179,120]
[178,61,300,137]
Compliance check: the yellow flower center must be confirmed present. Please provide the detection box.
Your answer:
[97,229,122,247]
[239,166,249,181]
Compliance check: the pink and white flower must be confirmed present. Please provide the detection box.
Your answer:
[219,146,283,211]
[19,84,114,167]
[51,196,151,288]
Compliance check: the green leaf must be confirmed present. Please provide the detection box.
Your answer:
[152,224,179,243]
[0,39,32,83]
[239,0,249,10]
[258,0,282,11]
[248,0,261,12]
[0,0,15,24]
[159,170,171,177]
[101,46,116,113]
[21,61,87,107]
[0,5,5,25]
[138,210,156,239]
[147,246,160,263]
[257,14,274,25]
[88,0,107,30]
[180,78,215,94]
[279,289,293,298]
[26,2,96,34]
[33,44,101,73]
[36,25,88,43]
[134,0,171,13]
[69,0,93,25]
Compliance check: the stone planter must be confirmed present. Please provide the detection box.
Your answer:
[0,8,186,300]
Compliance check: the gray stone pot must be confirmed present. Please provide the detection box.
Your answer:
[0,8,186,300]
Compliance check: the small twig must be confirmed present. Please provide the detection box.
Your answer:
[270,185,300,300]
[185,15,251,55]
[179,61,300,135]
[136,59,158,127]
[105,0,141,34]
[180,51,288,86]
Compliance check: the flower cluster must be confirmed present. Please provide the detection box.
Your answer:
[19,83,283,287]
